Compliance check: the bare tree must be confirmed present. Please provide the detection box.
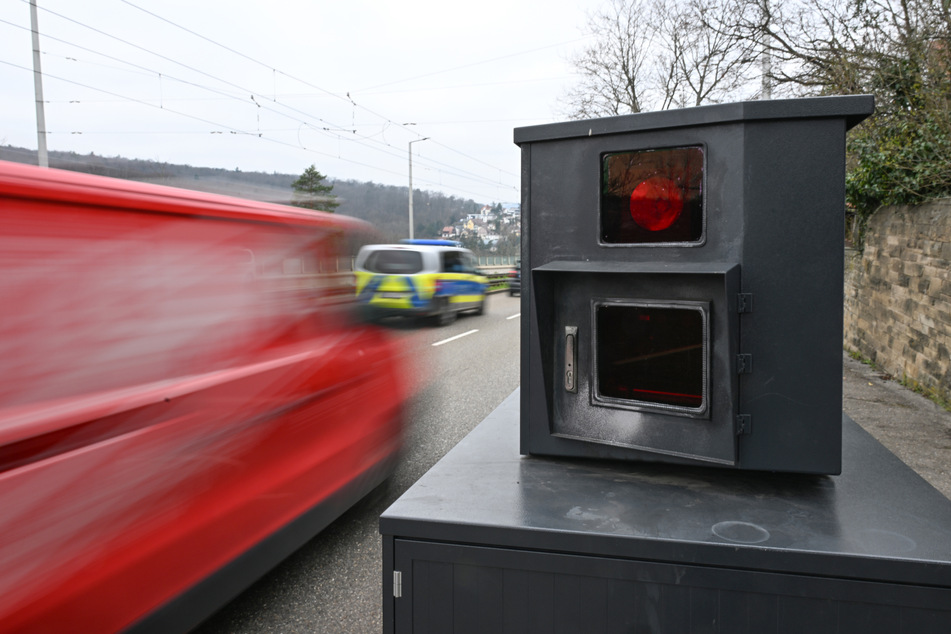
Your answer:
[562,0,760,118]
[729,0,951,107]
[724,0,951,213]
[723,0,873,96]
[656,0,761,107]
[562,0,951,212]
[562,0,657,118]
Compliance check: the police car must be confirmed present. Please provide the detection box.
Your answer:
[355,240,488,326]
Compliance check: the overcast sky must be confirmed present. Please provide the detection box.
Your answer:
[1,0,601,204]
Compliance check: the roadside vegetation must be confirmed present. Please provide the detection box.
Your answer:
[291,164,339,213]
[563,0,951,245]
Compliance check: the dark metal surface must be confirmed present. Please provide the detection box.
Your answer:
[513,95,875,144]
[516,96,876,473]
[381,390,951,588]
[539,262,740,466]
[390,538,950,633]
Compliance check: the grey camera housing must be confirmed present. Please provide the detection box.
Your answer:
[516,96,873,474]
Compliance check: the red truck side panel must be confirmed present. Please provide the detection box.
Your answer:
[0,161,409,632]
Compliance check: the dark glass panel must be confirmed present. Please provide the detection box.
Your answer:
[601,147,703,244]
[596,303,705,409]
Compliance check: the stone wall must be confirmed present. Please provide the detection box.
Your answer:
[844,200,951,403]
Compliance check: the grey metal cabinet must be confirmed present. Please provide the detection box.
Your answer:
[381,391,951,633]
[386,539,949,633]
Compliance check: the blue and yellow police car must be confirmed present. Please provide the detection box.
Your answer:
[355,240,488,326]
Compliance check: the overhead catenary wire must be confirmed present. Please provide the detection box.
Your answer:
[0,38,511,199]
[119,0,558,185]
[356,36,591,94]
[2,57,506,200]
[0,57,412,182]
[5,0,546,200]
[101,1,520,193]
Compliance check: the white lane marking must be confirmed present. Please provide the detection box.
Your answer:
[432,329,479,347]
[506,313,520,320]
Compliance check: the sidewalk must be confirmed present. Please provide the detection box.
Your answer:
[842,351,951,500]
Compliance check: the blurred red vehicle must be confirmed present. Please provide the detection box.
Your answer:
[0,160,412,633]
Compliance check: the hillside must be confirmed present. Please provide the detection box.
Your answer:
[0,146,494,246]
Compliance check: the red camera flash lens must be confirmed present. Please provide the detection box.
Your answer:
[601,146,703,244]
[629,176,684,231]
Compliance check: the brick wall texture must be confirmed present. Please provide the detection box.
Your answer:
[844,201,951,402]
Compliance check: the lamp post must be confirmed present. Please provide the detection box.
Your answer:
[408,138,429,240]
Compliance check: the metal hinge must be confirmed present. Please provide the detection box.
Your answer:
[393,570,402,598]
[736,414,752,436]
[737,293,753,313]
[736,354,753,374]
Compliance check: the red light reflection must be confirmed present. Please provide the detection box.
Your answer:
[629,176,683,231]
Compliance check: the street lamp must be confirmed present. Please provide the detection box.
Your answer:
[408,137,429,240]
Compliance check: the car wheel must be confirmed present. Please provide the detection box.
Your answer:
[473,296,485,315]
[433,299,456,326]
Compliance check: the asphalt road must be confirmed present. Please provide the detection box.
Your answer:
[193,293,523,633]
[192,293,951,633]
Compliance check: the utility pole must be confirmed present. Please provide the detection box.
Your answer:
[30,0,48,167]
[760,1,772,100]
[408,137,429,240]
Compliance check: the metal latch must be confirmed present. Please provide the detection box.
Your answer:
[737,293,753,313]
[393,570,402,598]
[564,326,578,392]
[736,414,752,436]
